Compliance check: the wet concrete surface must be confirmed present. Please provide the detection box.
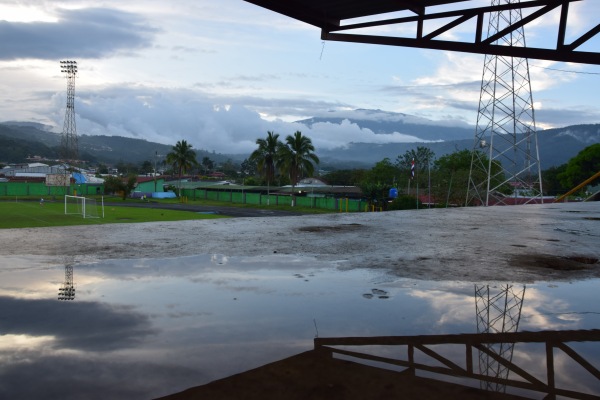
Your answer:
[0,201,598,283]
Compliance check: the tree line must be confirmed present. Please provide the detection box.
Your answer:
[324,143,599,208]
[109,131,320,203]
[248,131,319,194]
[104,133,598,204]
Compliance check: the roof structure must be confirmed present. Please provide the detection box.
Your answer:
[244,0,600,64]
[244,0,469,26]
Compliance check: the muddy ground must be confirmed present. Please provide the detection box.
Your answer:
[1,202,599,283]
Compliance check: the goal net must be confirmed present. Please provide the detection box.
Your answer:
[64,195,103,218]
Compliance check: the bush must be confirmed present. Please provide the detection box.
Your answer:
[164,184,178,196]
[388,195,422,210]
[103,175,137,200]
[243,177,258,186]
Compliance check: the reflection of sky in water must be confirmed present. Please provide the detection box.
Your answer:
[0,254,598,399]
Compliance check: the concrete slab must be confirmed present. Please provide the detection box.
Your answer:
[0,201,598,283]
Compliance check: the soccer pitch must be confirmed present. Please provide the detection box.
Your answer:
[0,199,226,229]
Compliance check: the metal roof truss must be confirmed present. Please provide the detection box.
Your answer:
[244,0,600,65]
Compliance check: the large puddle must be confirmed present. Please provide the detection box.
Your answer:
[0,254,598,399]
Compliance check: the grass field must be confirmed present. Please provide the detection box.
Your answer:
[0,199,226,229]
[108,196,335,214]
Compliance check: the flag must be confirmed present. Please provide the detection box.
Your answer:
[410,158,415,180]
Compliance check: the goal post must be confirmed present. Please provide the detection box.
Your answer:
[65,195,83,216]
[65,195,104,218]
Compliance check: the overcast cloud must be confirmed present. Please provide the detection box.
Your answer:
[0,8,156,60]
[0,296,155,351]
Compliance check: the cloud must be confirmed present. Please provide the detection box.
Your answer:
[0,351,201,400]
[535,107,600,128]
[0,296,155,351]
[0,8,156,60]
[379,79,481,123]
[59,86,268,154]
[379,51,599,128]
[304,119,428,149]
[41,76,600,157]
[52,85,447,154]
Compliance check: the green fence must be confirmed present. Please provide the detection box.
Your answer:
[0,182,373,212]
[182,188,367,212]
[0,183,370,212]
[0,182,104,197]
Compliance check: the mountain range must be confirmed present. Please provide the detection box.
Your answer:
[297,108,475,142]
[296,109,599,169]
[0,122,225,166]
[1,109,599,171]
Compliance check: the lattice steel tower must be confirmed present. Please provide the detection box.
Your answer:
[475,284,525,393]
[58,263,75,301]
[59,60,79,162]
[466,0,543,206]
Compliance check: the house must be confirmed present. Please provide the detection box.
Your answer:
[130,175,167,198]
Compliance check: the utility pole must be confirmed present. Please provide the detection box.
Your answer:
[427,153,431,208]
[154,151,158,192]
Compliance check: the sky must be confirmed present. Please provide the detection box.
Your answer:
[0,0,598,155]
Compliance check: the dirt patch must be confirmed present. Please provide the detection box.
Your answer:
[511,254,599,271]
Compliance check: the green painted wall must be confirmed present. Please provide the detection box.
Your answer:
[135,179,165,193]
[0,182,104,197]
[0,182,371,212]
[182,188,366,212]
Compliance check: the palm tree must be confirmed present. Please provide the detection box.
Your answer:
[277,131,319,206]
[249,131,281,205]
[166,140,198,199]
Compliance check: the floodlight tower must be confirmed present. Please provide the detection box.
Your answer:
[59,60,79,163]
[58,264,75,300]
[474,284,525,392]
[466,0,543,206]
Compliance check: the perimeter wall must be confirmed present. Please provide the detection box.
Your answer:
[0,182,103,197]
[0,182,368,212]
[182,188,368,212]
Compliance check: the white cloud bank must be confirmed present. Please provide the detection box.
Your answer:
[47,86,445,155]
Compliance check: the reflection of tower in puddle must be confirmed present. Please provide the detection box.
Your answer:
[474,284,525,392]
[58,262,75,301]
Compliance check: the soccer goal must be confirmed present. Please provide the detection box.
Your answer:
[65,195,104,218]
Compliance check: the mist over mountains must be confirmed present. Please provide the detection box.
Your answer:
[1,108,598,170]
[297,108,475,142]
[297,109,599,170]
[314,124,600,170]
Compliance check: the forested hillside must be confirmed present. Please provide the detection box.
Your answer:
[1,121,598,170]
[0,123,232,165]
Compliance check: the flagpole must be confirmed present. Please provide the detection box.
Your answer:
[428,153,431,208]
[416,160,419,210]
[409,157,415,196]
